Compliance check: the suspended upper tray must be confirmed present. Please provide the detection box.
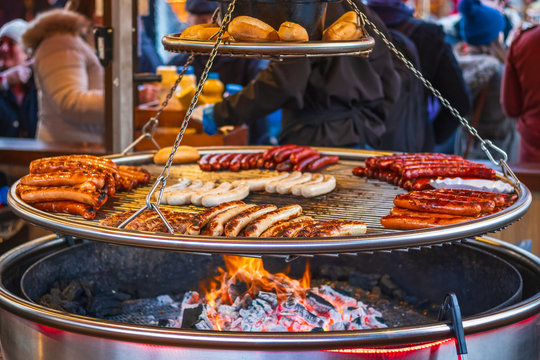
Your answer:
[161,35,375,60]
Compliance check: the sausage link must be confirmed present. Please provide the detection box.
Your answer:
[229,153,244,172]
[32,201,96,220]
[394,193,483,216]
[290,148,319,165]
[274,146,306,163]
[293,154,320,172]
[198,153,213,171]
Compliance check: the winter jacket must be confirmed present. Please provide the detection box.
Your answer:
[22,9,104,144]
[212,3,401,148]
[501,25,540,163]
[0,74,38,138]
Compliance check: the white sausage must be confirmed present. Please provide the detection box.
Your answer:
[167,180,206,205]
[291,173,324,196]
[301,175,336,198]
[233,172,290,191]
[276,173,313,194]
[191,182,232,206]
[156,178,191,203]
[265,172,301,193]
[201,182,250,207]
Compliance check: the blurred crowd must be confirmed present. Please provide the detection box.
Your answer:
[0,0,539,162]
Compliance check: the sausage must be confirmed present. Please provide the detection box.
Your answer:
[166,180,205,205]
[20,171,107,189]
[261,216,314,237]
[263,145,297,161]
[240,153,256,170]
[236,172,290,191]
[290,148,319,165]
[205,204,256,236]
[223,204,277,237]
[381,213,472,230]
[373,154,460,169]
[391,160,467,173]
[17,184,108,208]
[352,166,366,177]
[250,153,263,168]
[393,193,483,216]
[256,156,265,168]
[191,182,232,206]
[433,189,517,207]
[301,175,336,198]
[198,153,213,171]
[124,209,174,230]
[264,160,276,170]
[307,155,339,171]
[401,165,496,180]
[307,220,367,237]
[216,153,235,170]
[409,178,436,191]
[406,190,496,213]
[139,211,193,233]
[201,182,250,207]
[243,204,303,237]
[32,201,96,220]
[118,165,151,185]
[292,154,320,172]
[229,153,245,172]
[291,173,324,196]
[389,206,478,219]
[276,173,313,194]
[185,201,245,235]
[30,155,118,174]
[275,160,293,172]
[273,146,306,163]
[156,178,191,203]
[30,159,120,185]
[210,154,229,171]
[265,172,301,193]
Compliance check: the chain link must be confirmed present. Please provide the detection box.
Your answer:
[344,0,511,171]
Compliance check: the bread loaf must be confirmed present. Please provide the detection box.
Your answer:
[154,146,200,165]
[322,11,364,41]
[278,21,309,42]
[181,24,230,41]
[228,16,279,42]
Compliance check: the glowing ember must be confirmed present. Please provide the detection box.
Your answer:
[179,256,387,332]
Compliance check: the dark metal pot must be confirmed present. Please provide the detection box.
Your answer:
[219,0,332,40]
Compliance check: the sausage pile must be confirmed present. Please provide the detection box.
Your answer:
[353,153,496,191]
[381,189,518,230]
[102,201,367,237]
[198,145,339,172]
[16,155,150,219]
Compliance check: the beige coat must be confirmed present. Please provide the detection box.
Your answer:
[23,10,104,144]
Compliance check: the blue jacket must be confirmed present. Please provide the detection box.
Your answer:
[0,74,38,138]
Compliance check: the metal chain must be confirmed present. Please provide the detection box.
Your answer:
[120,56,195,155]
[344,0,517,185]
[120,0,238,233]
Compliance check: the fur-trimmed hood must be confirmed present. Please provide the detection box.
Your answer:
[22,9,91,51]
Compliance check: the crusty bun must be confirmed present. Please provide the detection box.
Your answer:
[278,21,309,42]
[154,146,200,165]
[228,16,279,42]
[181,24,230,41]
[322,11,364,41]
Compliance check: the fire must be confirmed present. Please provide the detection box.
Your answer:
[180,255,386,332]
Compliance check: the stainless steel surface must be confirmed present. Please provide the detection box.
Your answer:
[7,148,532,254]
[0,236,538,359]
[161,35,375,60]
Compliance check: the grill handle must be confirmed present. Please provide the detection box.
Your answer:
[438,293,468,360]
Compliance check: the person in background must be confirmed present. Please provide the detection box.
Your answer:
[367,0,472,151]
[501,24,540,163]
[196,1,402,148]
[22,1,104,144]
[0,19,38,138]
[453,0,518,162]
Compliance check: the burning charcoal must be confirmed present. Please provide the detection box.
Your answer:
[282,296,323,328]
[311,327,323,332]
[156,295,174,305]
[330,322,347,331]
[158,319,170,327]
[181,304,204,329]
[240,293,252,309]
[306,291,335,315]
[181,291,200,308]
[194,307,214,330]
[61,280,83,301]
[349,272,381,290]
[257,291,278,308]
[88,297,123,317]
[228,283,248,303]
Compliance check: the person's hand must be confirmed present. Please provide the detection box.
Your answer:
[3,63,32,86]
[191,104,217,135]
[138,84,159,104]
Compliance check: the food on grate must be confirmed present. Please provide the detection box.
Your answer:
[228,16,279,42]
[265,172,302,193]
[260,216,314,237]
[278,21,309,42]
[381,189,517,229]
[243,204,303,237]
[186,201,247,235]
[202,182,250,207]
[17,155,150,220]
[276,173,313,194]
[322,11,364,41]
[204,204,257,236]
[180,23,228,41]
[191,182,233,206]
[234,172,289,191]
[299,174,336,198]
[198,145,338,173]
[153,145,200,165]
[223,204,278,237]
[166,180,205,205]
[353,153,496,191]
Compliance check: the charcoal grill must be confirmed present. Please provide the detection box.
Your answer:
[0,235,538,360]
[6,148,532,255]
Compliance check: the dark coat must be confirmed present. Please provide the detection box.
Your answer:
[0,75,38,138]
[213,3,401,148]
[393,19,472,144]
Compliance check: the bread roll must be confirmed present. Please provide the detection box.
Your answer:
[228,16,279,42]
[181,24,230,41]
[154,146,200,165]
[322,11,364,41]
[278,21,309,42]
